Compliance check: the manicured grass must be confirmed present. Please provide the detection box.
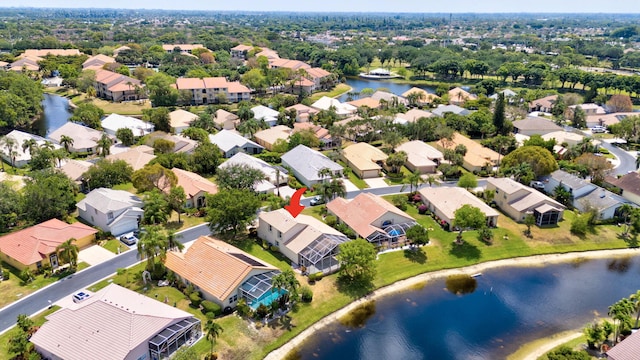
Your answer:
[112,182,136,193]
[384,166,412,185]
[0,263,67,308]
[0,306,60,359]
[163,212,207,233]
[309,83,351,101]
[337,161,368,189]
[73,95,151,115]
[102,239,131,254]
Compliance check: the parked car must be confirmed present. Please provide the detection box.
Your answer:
[310,195,325,206]
[120,234,138,246]
[591,126,606,133]
[72,291,91,303]
[529,181,545,190]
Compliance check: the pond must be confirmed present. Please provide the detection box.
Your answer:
[295,256,640,360]
[32,93,72,137]
[339,78,436,102]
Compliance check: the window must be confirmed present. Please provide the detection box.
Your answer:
[107,212,114,220]
[276,241,280,247]
[268,225,272,232]
[202,89,206,94]
[36,261,42,268]
[278,231,282,239]
[229,295,238,303]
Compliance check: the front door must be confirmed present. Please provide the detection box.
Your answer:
[50,254,59,269]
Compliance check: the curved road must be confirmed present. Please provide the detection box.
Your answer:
[600,140,637,175]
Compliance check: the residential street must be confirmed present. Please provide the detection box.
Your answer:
[599,140,637,175]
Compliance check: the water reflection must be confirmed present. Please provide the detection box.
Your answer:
[338,301,376,328]
[445,274,478,295]
[32,93,72,137]
[607,257,632,273]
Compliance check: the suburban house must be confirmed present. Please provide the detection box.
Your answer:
[174,77,251,104]
[112,45,131,57]
[305,67,333,91]
[0,219,97,271]
[48,122,105,154]
[529,95,558,113]
[489,89,518,102]
[94,69,143,102]
[82,54,115,69]
[311,96,357,117]
[256,48,280,60]
[567,103,606,118]
[281,144,343,187]
[486,177,565,226]
[419,187,499,228]
[258,209,350,274]
[168,109,198,134]
[327,193,416,246]
[371,91,409,106]
[101,113,154,137]
[165,236,280,309]
[254,125,292,151]
[293,123,335,148]
[606,328,640,360]
[0,130,61,168]
[431,104,471,117]
[208,129,264,158]
[586,112,637,129]
[230,44,254,59]
[395,109,435,124]
[285,104,319,123]
[448,87,477,106]
[605,172,640,206]
[218,152,287,193]
[9,56,41,72]
[341,142,388,179]
[169,168,219,208]
[544,170,598,199]
[512,116,563,136]
[540,131,586,148]
[436,132,500,172]
[214,109,240,130]
[30,284,201,360]
[268,58,310,71]
[401,87,440,106]
[58,159,93,188]
[395,140,443,174]
[20,49,81,57]
[106,145,156,171]
[348,97,381,110]
[251,105,280,127]
[162,44,205,53]
[146,132,198,154]
[77,188,144,236]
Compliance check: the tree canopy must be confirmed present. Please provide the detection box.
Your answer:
[501,146,558,177]
[336,238,377,282]
[205,189,261,239]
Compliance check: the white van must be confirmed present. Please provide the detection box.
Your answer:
[591,126,606,133]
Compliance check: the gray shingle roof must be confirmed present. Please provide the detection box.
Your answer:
[76,188,143,213]
[208,129,263,153]
[281,145,342,183]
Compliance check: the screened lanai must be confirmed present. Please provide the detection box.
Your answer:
[239,270,281,308]
[366,221,417,246]
[298,233,349,274]
[148,317,201,360]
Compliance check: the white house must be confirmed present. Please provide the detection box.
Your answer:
[101,114,154,137]
[168,109,198,134]
[0,130,61,168]
[281,144,343,187]
[311,96,357,117]
[251,105,280,127]
[76,188,144,236]
[208,129,264,158]
[48,122,106,154]
[218,152,287,193]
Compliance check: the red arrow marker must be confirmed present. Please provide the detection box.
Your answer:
[285,187,307,218]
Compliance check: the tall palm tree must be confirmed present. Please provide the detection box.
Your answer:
[608,298,635,344]
[407,170,423,193]
[0,136,17,172]
[86,86,97,99]
[425,175,438,188]
[59,135,74,153]
[56,238,79,267]
[166,230,184,253]
[22,138,38,155]
[618,204,635,237]
[52,148,68,168]
[204,320,224,357]
[136,226,168,271]
[629,290,640,328]
[96,134,112,157]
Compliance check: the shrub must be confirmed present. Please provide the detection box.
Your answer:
[308,273,317,283]
[571,212,592,236]
[189,292,202,308]
[201,300,222,317]
[392,195,408,211]
[325,215,337,227]
[1,268,10,280]
[313,272,323,281]
[478,227,493,245]
[418,204,428,214]
[255,303,269,319]
[269,245,279,252]
[300,286,313,303]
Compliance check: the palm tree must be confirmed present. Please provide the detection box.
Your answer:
[204,320,224,358]
[56,238,79,267]
[22,138,38,155]
[629,290,640,328]
[96,134,112,157]
[618,204,635,238]
[166,230,184,253]
[52,148,68,168]
[86,86,97,99]
[59,135,74,153]
[608,298,635,344]
[0,136,17,172]
[136,226,168,271]
[425,175,438,188]
[407,170,423,193]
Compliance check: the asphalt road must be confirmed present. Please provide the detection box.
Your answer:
[0,223,211,334]
[600,141,637,175]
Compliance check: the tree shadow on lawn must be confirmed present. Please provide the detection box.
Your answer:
[618,233,639,248]
[403,247,427,264]
[448,241,481,261]
[336,277,375,299]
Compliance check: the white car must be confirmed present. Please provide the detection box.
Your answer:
[591,126,606,133]
[72,291,91,303]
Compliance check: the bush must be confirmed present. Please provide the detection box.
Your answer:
[571,213,592,236]
[255,303,269,319]
[269,245,279,252]
[313,272,323,281]
[478,227,493,244]
[325,215,337,227]
[392,195,408,211]
[300,286,313,303]
[189,292,202,308]
[308,273,317,283]
[418,204,428,214]
[201,300,222,317]
[1,268,9,280]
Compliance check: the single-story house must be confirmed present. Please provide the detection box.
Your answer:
[448,87,477,106]
[513,116,563,136]
[106,145,156,171]
[540,131,586,148]
[529,95,558,113]
[0,130,61,168]
[347,97,381,110]
[214,109,240,130]
[101,114,154,137]
[169,168,218,208]
[395,140,443,174]
[292,122,336,148]
[327,193,416,245]
[254,125,292,151]
[285,104,319,123]
[394,109,434,125]
[251,105,280,127]
[48,122,105,154]
[162,44,205,53]
[20,49,81,58]
[218,152,287,193]
[544,170,598,200]
[489,89,518,102]
[486,177,565,226]
[208,129,264,158]
[567,103,606,118]
[431,104,471,117]
[401,87,440,106]
[0,219,97,271]
[258,209,350,274]
[165,236,280,309]
[168,109,198,134]
[77,188,144,236]
[371,91,408,107]
[436,132,500,172]
[606,328,640,360]
[605,172,640,206]
[145,132,198,154]
[586,112,636,129]
[419,187,499,228]
[281,144,343,187]
[30,284,201,360]
[82,54,115,69]
[341,142,388,179]
[311,96,357,117]
[58,159,93,188]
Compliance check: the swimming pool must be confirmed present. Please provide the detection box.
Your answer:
[249,289,288,310]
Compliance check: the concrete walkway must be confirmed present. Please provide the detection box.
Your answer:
[77,245,116,266]
[364,177,388,188]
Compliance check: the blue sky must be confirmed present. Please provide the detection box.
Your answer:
[9,0,640,13]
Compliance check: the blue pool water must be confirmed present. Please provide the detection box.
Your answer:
[250,289,288,310]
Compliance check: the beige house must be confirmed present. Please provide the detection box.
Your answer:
[106,145,156,171]
[419,187,499,228]
[254,125,292,151]
[436,132,500,172]
[285,104,319,123]
[486,177,565,226]
[214,109,240,130]
[168,109,198,134]
[401,87,440,106]
[20,49,81,58]
[162,44,205,53]
[175,77,251,105]
[395,140,443,174]
[82,54,115,69]
[48,122,105,154]
[230,44,254,59]
[341,142,388,179]
[165,236,280,309]
[395,109,435,125]
[605,172,640,206]
[169,168,219,208]
[95,69,142,102]
[448,87,477,106]
[529,95,558,113]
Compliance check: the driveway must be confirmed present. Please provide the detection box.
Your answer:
[77,245,116,266]
[342,179,360,192]
[364,177,389,188]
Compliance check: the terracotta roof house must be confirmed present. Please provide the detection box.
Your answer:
[58,159,93,186]
[0,219,97,271]
[606,329,640,360]
[258,209,349,274]
[371,91,408,106]
[254,125,292,151]
[106,145,156,171]
[285,104,319,123]
[401,87,440,106]
[281,144,343,187]
[101,113,154,137]
[513,116,563,136]
[251,105,280,127]
[94,69,142,102]
[305,67,333,91]
[175,77,251,104]
[327,193,416,245]
[20,49,81,58]
[341,142,388,179]
[168,109,198,134]
[395,140,443,174]
[218,152,287,193]
[162,44,205,53]
[436,132,500,172]
[214,109,240,130]
[230,44,254,59]
[256,48,280,60]
[165,236,280,309]
[431,104,471,117]
[208,129,264,158]
[268,58,311,71]
[529,95,558,113]
[169,168,218,208]
[394,109,434,125]
[112,45,131,56]
[30,283,201,360]
[48,122,105,154]
[311,96,357,117]
[0,130,61,168]
[82,54,115,69]
[419,187,499,228]
[586,112,637,128]
[9,56,42,72]
[605,172,640,206]
[347,97,381,109]
[487,177,565,226]
[448,87,477,106]
[77,188,144,236]
[293,122,335,148]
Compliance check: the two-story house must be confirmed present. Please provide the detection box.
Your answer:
[76,188,144,236]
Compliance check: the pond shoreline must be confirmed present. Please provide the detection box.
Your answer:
[263,248,640,360]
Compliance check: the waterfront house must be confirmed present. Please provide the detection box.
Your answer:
[487,177,565,225]
[419,187,499,228]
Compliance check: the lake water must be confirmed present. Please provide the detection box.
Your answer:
[32,93,72,137]
[339,78,435,102]
[296,256,640,360]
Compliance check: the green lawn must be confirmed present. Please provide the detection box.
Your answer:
[309,83,351,101]
[102,239,131,254]
[0,306,60,359]
[337,161,368,189]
